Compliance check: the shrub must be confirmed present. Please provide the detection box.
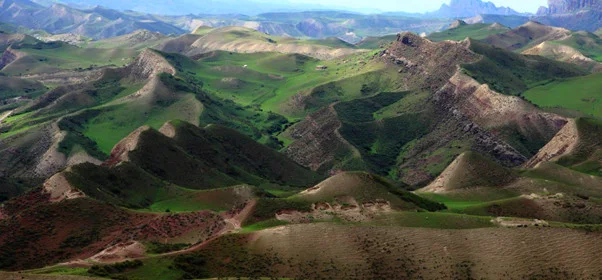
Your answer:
[88,260,143,277]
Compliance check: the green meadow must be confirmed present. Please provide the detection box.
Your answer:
[523,72,602,119]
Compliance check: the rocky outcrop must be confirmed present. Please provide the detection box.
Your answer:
[0,47,23,70]
[438,71,567,131]
[435,70,566,161]
[523,119,579,168]
[125,49,176,82]
[284,105,360,173]
[105,126,151,166]
[380,32,480,91]
[42,172,85,202]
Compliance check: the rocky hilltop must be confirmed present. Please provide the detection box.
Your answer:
[432,0,524,18]
[537,0,602,15]
[535,0,602,31]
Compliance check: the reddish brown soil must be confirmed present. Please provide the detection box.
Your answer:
[133,211,226,243]
[0,188,233,270]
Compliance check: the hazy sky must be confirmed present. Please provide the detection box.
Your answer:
[286,0,548,13]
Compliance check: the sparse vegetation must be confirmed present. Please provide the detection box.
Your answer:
[463,40,585,96]
[146,242,189,254]
[88,260,143,277]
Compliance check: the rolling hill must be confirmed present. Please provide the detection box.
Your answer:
[482,21,572,52]
[428,20,510,42]
[158,26,364,60]
[0,11,601,279]
[481,21,602,71]
[284,33,581,186]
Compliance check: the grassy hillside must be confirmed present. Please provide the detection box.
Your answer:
[481,21,571,52]
[162,26,364,60]
[463,40,585,96]
[0,76,47,105]
[556,118,602,176]
[428,22,509,42]
[84,30,170,50]
[523,72,602,119]
[421,152,518,193]
[64,162,169,209]
[2,41,137,75]
[417,146,602,224]
[355,34,397,49]
[295,172,445,211]
[88,224,602,279]
[333,91,435,175]
[63,120,321,206]
[549,31,602,62]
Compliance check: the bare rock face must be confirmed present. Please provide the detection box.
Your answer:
[434,71,566,163]
[42,172,85,202]
[539,0,601,15]
[438,71,567,132]
[125,49,176,82]
[524,119,579,168]
[284,106,359,173]
[381,32,480,91]
[105,126,151,167]
[0,47,23,70]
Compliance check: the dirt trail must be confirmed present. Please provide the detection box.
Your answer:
[89,241,146,263]
[65,200,258,267]
[163,199,257,256]
[0,110,13,123]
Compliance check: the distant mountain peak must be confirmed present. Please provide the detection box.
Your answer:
[537,0,602,15]
[433,0,525,18]
[449,19,468,29]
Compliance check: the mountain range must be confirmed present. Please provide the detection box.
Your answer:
[431,0,526,18]
[6,0,602,42]
[0,0,534,41]
[0,0,602,279]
